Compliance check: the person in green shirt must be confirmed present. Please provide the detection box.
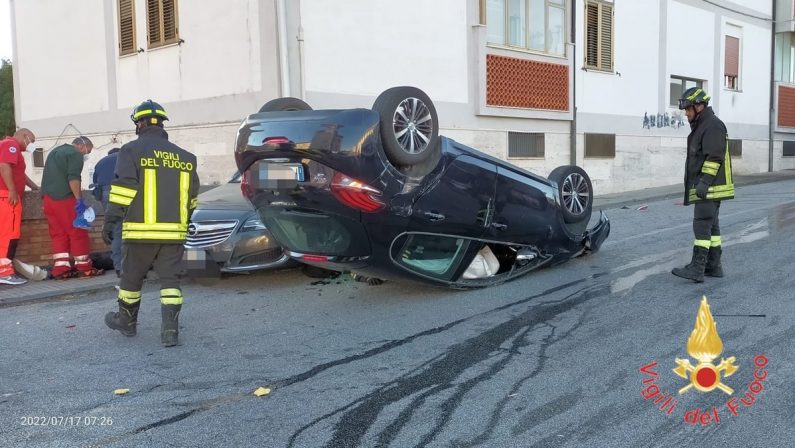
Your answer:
[40,137,103,278]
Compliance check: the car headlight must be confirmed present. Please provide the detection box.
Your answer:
[241,218,267,232]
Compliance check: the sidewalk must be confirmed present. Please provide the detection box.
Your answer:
[4,169,795,306]
[0,273,118,307]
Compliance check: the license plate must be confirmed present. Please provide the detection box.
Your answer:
[260,163,304,188]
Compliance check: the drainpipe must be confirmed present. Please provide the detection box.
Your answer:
[298,24,306,101]
[570,0,577,166]
[276,0,291,97]
[769,0,776,172]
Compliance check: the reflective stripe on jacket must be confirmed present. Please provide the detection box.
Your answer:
[684,107,734,205]
[109,127,199,243]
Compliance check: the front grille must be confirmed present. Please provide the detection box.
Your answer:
[185,220,238,248]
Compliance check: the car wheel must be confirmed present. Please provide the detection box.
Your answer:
[258,97,312,113]
[548,166,593,224]
[372,86,440,167]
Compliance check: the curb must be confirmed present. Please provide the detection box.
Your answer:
[0,279,118,308]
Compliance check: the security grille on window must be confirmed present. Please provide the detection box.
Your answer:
[585,0,613,71]
[670,76,704,107]
[485,0,567,56]
[725,35,740,90]
[118,0,136,56]
[147,0,179,49]
[728,139,742,158]
[508,132,545,158]
[585,133,615,158]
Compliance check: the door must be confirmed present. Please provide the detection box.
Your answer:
[486,166,556,244]
[409,155,496,238]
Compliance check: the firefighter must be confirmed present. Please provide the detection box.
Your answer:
[671,87,734,283]
[103,100,199,347]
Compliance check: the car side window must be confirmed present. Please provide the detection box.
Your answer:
[397,234,471,281]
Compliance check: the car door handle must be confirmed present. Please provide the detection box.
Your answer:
[424,211,446,221]
[491,222,507,231]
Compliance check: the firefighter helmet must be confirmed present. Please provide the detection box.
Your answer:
[678,87,711,110]
[131,99,169,124]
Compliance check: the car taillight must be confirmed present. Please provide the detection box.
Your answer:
[330,172,385,213]
[241,170,253,197]
[263,136,290,145]
[302,254,329,262]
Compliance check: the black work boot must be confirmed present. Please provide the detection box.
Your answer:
[105,300,140,337]
[672,247,709,283]
[704,246,723,277]
[161,304,181,347]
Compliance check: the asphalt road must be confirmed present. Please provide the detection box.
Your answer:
[2,179,794,448]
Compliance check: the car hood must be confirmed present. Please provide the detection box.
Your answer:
[197,183,253,211]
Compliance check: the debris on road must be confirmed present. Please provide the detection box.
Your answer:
[636,205,648,211]
[254,387,271,397]
[114,389,130,395]
[65,324,76,329]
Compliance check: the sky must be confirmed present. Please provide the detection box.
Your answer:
[0,0,11,61]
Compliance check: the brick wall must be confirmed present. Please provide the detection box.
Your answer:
[486,54,569,111]
[16,191,110,266]
[15,217,111,266]
[778,85,795,128]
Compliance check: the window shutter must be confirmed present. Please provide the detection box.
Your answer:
[162,0,178,42]
[725,36,739,77]
[585,2,599,67]
[147,0,161,46]
[600,4,613,71]
[118,0,135,55]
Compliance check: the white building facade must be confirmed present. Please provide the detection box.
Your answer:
[10,0,794,193]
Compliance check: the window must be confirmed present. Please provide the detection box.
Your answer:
[585,133,615,158]
[118,0,136,56]
[146,0,179,49]
[773,32,795,83]
[508,132,545,157]
[32,148,44,168]
[585,0,613,71]
[485,0,567,56]
[669,76,704,107]
[728,139,742,158]
[724,35,740,90]
[397,235,471,281]
[784,141,795,157]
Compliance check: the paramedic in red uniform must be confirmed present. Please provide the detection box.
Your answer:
[0,128,39,285]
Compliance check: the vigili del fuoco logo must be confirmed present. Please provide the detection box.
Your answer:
[639,296,770,426]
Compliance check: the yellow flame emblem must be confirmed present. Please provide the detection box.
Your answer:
[673,296,739,394]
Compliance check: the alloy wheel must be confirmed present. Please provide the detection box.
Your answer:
[392,97,434,154]
[562,173,590,216]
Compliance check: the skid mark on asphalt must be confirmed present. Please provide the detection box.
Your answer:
[287,284,608,448]
[274,276,595,390]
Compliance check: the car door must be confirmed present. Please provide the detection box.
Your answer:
[486,166,557,244]
[408,155,497,238]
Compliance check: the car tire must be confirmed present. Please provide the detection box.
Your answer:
[258,97,312,113]
[372,86,440,167]
[548,165,593,225]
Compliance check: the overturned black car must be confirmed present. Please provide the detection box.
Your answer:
[234,86,609,288]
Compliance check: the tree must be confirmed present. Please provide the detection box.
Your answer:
[0,59,15,137]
